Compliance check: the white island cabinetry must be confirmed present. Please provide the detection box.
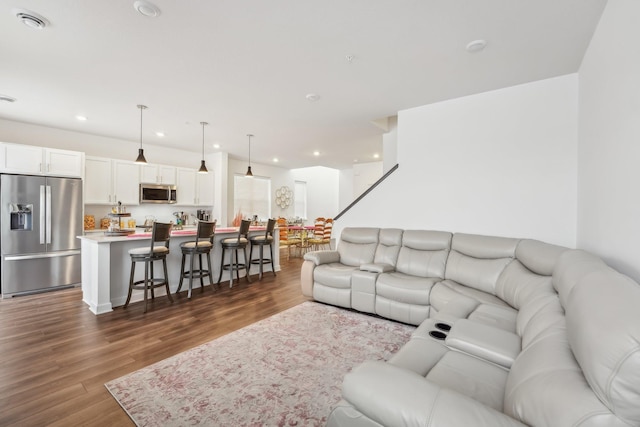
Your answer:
[78,227,279,315]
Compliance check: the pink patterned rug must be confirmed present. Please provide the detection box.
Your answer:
[105,301,415,426]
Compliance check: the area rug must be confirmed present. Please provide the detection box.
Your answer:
[105,301,415,426]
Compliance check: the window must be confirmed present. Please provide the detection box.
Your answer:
[294,180,307,220]
[233,175,271,220]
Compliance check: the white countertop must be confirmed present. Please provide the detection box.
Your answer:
[78,226,268,243]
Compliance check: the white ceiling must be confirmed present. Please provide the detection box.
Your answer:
[0,0,607,170]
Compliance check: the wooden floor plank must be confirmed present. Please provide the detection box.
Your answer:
[0,255,307,426]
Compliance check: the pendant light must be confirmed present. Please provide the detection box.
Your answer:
[134,104,148,164]
[245,133,254,177]
[198,121,209,174]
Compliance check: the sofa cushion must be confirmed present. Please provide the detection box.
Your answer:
[314,263,359,289]
[337,227,380,267]
[552,249,608,307]
[451,233,519,259]
[395,230,451,278]
[445,250,513,296]
[467,303,518,333]
[565,268,640,425]
[373,228,403,266]
[336,361,526,427]
[515,239,567,276]
[496,259,555,311]
[376,273,438,305]
[438,279,510,307]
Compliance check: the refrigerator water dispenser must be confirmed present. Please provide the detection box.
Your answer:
[9,203,32,231]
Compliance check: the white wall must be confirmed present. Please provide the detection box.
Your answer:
[291,166,340,222]
[382,116,398,172]
[334,75,579,247]
[577,0,640,280]
[353,162,383,196]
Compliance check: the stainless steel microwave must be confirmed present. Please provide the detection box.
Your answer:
[140,183,177,204]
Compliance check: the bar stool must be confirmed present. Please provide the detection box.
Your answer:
[124,222,173,313]
[176,220,216,298]
[248,218,276,280]
[216,219,252,288]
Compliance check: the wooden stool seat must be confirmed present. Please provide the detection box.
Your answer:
[124,222,173,313]
[217,220,252,287]
[176,220,216,298]
[249,218,276,280]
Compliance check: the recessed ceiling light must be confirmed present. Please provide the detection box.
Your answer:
[133,1,161,17]
[272,158,279,163]
[466,39,487,53]
[306,93,320,102]
[212,143,220,149]
[373,153,380,159]
[155,131,165,137]
[13,8,49,29]
[313,151,320,156]
[0,95,17,103]
[75,115,87,121]
[345,54,355,63]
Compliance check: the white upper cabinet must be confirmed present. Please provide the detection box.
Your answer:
[45,148,84,177]
[196,171,214,207]
[140,163,176,185]
[176,167,197,205]
[84,156,112,204]
[112,160,140,205]
[84,156,140,205]
[0,143,83,177]
[176,167,213,206]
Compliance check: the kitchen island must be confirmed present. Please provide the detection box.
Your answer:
[78,226,280,315]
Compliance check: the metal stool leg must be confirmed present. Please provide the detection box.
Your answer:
[206,250,214,288]
[217,247,226,285]
[163,257,173,303]
[176,252,187,294]
[188,251,195,298]
[124,260,136,308]
[269,242,276,276]
[243,246,252,283]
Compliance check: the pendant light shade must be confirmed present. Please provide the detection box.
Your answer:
[198,121,208,174]
[245,134,254,177]
[134,104,148,164]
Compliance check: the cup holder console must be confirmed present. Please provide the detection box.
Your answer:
[435,322,451,332]
[428,330,447,340]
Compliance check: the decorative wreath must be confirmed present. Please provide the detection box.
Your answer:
[275,185,293,208]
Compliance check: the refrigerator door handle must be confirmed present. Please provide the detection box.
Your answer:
[39,185,46,244]
[46,185,52,244]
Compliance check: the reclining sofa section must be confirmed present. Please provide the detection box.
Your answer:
[300,227,640,427]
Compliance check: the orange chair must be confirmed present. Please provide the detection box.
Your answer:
[277,218,301,259]
[308,217,326,250]
[321,218,334,249]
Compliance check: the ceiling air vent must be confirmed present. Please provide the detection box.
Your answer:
[13,9,50,29]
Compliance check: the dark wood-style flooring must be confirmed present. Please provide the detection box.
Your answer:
[0,254,308,426]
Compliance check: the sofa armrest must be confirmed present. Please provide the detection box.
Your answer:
[445,319,521,368]
[360,263,395,273]
[342,361,525,427]
[303,250,340,265]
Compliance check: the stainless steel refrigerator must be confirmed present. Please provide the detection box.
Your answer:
[1,174,82,297]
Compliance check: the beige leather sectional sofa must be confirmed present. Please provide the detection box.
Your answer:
[300,228,640,427]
